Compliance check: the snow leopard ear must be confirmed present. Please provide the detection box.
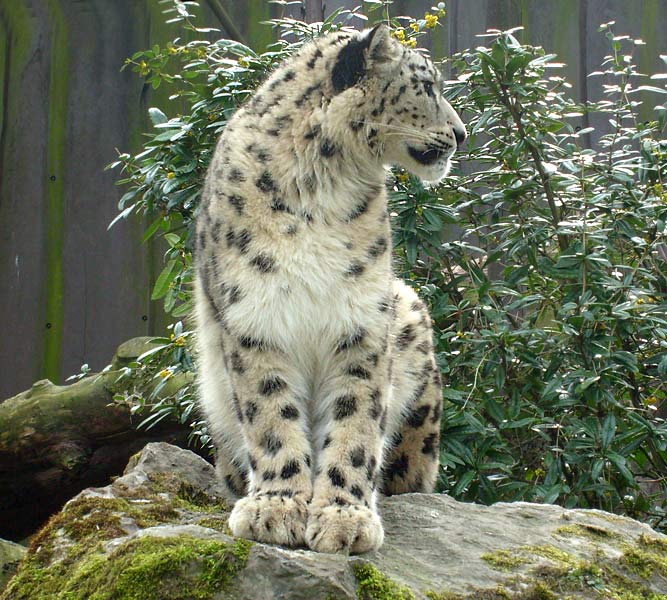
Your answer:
[331,24,396,94]
[365,23,396,65]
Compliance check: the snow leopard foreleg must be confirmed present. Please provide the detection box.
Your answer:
[224,335,313,548]
[306,323,390,554]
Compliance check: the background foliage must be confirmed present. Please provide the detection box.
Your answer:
[109,1,667,532]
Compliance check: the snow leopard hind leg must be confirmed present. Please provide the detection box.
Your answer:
[194,292,249,500]
[381,279,443,495]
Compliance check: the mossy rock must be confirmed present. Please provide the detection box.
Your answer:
[0,540,26,593]
[3,443,667,600]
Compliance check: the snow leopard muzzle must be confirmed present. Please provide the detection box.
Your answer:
[407,143,450,165]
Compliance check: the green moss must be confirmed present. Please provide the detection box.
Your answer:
[353,563,415,600]
[42,0,69,383]
[195,516,231,534]
[481,549,529,571]
[519,583,557,600]
[591,513,634,527]
[4,535,251,600]
[425,592,465,600]
[67,495,179,531]
[522,544,578,566]
[554,523,619,541]
[62,506,124,540]
[18,492,185,573]
[638,533,667,554]
[175,481,228,513]
[621,547,667,579]
[612,592,667,600]
[424,585,557,600]
[528,557,662,599]
[125,472,229,514]
[619,533,667,580]
[0,465,249,600]
[622,548,656,579]
[473,539,667,599]
[424,531,667,600]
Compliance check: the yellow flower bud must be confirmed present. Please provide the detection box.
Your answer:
[393,28,406,41]
[425,13,439,28]
[167,172,176,179]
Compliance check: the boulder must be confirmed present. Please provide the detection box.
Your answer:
[3,442,666,599]
[0,338,194,540]
[0,541,25,593]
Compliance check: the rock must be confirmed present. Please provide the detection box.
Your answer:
[0,541,25,593]
[3,442,666,599]
[0,338,195,541]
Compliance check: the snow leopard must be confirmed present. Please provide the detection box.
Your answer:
[194,23,466,554]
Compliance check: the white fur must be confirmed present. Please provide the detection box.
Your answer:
[194,24,463,553]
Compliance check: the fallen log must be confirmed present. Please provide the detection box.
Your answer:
[0,339,198,541]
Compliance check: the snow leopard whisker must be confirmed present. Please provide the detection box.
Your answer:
[360,121,439,139]
[359,121,449,146]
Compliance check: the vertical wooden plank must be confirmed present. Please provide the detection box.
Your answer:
[58,0,153,377]
[485,0,522,31]
[42,0,68,382]
[304,0,325,23]
[0,1,51,399]
[637,0,667,123]
[449,0,489,55]
[518,0,583,99]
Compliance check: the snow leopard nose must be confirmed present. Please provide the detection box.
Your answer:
[453,126,467,147]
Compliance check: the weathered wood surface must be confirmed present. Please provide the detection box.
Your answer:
[1,0,666,400]
[0,0,272,400]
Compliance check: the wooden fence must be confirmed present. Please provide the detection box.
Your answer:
[1,0,666,399]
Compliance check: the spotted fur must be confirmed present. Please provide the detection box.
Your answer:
[194,24,465,554]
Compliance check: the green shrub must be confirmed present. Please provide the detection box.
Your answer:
[109,2,667,531]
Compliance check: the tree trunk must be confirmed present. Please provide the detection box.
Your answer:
[0,339,197,541]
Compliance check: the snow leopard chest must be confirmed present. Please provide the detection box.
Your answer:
[208,182,392,352]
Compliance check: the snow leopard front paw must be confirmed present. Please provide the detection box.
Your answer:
[229,493,309,547]
[305,503,384,554]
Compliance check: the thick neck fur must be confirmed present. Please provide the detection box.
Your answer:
[219,30,387,224]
